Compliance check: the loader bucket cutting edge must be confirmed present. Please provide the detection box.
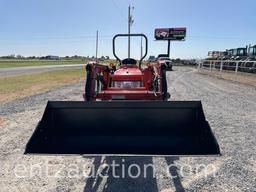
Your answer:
[25,101,220,155]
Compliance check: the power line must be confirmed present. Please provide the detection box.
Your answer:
[111,0,128,22]
[187,35,256,40]
[141,32,256,41]
[0,33,255,42]
[0,35,113,41]
[124,0,131,7]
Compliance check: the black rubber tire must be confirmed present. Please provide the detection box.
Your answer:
[161,64,168,100]
[85,64,92,101]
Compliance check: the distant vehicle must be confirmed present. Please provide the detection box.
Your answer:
[182,59,197,65]
[148,55,156,62]
[247,45,256,59]
[45,55,60,60]
[206,45,256,73]
[240,45,256,73]
[207,51,223,60]
[157,56,173,71]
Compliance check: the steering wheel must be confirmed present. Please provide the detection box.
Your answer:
[122,58,137,65]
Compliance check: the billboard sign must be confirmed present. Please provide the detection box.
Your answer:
[155,28,186,41]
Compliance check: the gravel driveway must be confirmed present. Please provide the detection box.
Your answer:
[0,66,255,192]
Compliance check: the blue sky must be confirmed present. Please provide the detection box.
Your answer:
[0,0,255,59]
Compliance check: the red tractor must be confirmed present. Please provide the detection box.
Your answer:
[25,33,220,156]
[84,34,169,101]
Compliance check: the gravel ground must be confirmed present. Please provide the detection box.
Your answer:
[0,66,255,192]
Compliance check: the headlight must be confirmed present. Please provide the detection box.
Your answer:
[112,81,142,88]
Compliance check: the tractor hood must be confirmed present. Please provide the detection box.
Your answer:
[112,66,143,81]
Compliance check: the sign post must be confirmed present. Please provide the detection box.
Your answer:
[155,28,186,57]
[167,40,171,57]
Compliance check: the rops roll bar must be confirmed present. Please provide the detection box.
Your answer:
[112,33,148,68]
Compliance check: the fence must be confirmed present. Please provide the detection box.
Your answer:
[197,60,256,85]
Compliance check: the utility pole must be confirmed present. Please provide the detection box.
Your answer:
[95,30,98,60]
[128,5,134,58]
[167,40,171,58]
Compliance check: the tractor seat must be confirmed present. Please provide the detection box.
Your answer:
[122,58,137,65]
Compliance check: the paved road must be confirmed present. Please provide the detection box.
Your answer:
[0,66,255,191]
[0,64,85,77]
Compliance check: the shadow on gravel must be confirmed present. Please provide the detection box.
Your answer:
[165,157,185,192]
[83,156,158,192]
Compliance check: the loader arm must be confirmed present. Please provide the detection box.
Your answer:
[84,62,110,101]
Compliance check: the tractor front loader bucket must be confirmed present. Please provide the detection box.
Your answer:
[25,101,220,155]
